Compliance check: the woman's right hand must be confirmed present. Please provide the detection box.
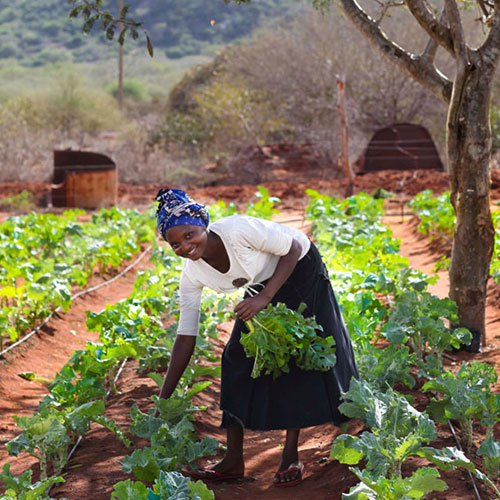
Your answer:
[234,294,270,322]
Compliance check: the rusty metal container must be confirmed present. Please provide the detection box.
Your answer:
[51,150,117,208]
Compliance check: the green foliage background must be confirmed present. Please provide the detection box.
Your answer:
[0,0,302,66]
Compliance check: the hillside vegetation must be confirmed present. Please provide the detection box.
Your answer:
[0,2,498,187]
[0,0,302,66]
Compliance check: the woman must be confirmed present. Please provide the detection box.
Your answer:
[155,187,358,487]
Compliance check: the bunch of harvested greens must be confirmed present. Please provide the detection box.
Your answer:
[240,302,336,379]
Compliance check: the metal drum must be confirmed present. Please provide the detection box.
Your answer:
[51,150,118,208]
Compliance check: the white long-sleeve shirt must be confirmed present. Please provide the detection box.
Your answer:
[177,214,311,336]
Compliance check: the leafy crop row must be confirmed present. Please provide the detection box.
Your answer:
[1,188,279,500]
[3,188,500,499]
[0,207,155,351]
[306,190,500,499]
[1,236,227,500]
[409,190,500,281]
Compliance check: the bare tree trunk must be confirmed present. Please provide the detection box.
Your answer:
[336,74,355,196]
[447,65,495,350]
[334,0,500,350]
[118,0,124,110]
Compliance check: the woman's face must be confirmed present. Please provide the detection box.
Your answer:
[165,224,208,260]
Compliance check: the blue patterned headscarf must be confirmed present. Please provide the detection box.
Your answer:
[155,188,210,240]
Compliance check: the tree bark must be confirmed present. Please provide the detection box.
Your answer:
[447,61,495,348]
[336,74,355,196]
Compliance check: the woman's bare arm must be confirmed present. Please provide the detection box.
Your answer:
[158,334,197,400]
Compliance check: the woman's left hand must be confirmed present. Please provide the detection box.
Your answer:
[234,294,269,322]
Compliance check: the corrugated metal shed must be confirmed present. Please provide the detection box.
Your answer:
[357,123,444,173]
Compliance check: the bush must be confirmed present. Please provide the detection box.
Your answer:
[153,111,211,150]
[27,47,71,67]
[194,75,288,148]
[0,43,19,59]
[41,73,122,137]
[0,190,37,213]
[0,96,53,182]
[152,74,288,158]
[106,79,148,102]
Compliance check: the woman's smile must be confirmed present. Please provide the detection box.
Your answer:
[185,245,199,258]
[165,224,208,260]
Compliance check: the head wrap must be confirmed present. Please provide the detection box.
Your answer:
[155,188,209,239]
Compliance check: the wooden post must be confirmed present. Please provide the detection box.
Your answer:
[336,74,355,197]
[118,0,124,110]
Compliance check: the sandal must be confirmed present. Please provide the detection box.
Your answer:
[273,461,305,487]
[194,466,245,483]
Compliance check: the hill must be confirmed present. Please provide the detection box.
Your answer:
[0,0,303,66]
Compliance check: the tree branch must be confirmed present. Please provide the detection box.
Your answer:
[478,0,500,69]
[338,0,452,102]
[68,0,153,55]
[405,0,455,55]
[373,0,405,25]
[476,0,491,18]
[421,10,448,64]
[421,35,439,63]
[444,0,468,64]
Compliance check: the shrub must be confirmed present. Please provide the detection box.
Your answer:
[106,79,148,102]
[153,72,288,158]
[0,96,53,182]
[0,43,19,59]
[0,191,37,213]
[41,73,122,137]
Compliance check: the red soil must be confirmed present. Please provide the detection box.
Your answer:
[1,167,500,499]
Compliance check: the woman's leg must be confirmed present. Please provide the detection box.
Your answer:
[274,429,303,484]
[210,422,245,475]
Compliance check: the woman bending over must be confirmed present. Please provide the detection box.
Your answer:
[155,188,358,487]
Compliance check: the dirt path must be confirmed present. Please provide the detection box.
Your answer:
[0,254,152,477]
[2,197,500,500]
[384,204,500,390]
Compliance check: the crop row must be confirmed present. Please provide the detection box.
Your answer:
[408,190,500,280]
[2,189,500,499]
[0,207,156,351]
[0,188,279,500]
[306,190,500,499]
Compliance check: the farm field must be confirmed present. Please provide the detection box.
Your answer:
[1,169,500,500]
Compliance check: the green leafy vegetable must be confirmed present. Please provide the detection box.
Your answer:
[423,362,498,454]
[0,464,67,500]
[240,302,336,379]
[342,466,447,500]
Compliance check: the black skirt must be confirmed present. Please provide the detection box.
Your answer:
[220,242,359,431]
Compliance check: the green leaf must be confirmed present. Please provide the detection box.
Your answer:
[342,482,377,500]
[17,372,51,384]
[417,446,476,472]
[111,479,148,500]
[122,448,160,482]
[406,467,447,497]
[242,302,334,379]
[331,434,364,464]
[477,437,500,458]
[148,372,164,388]
[188,479,215,500]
